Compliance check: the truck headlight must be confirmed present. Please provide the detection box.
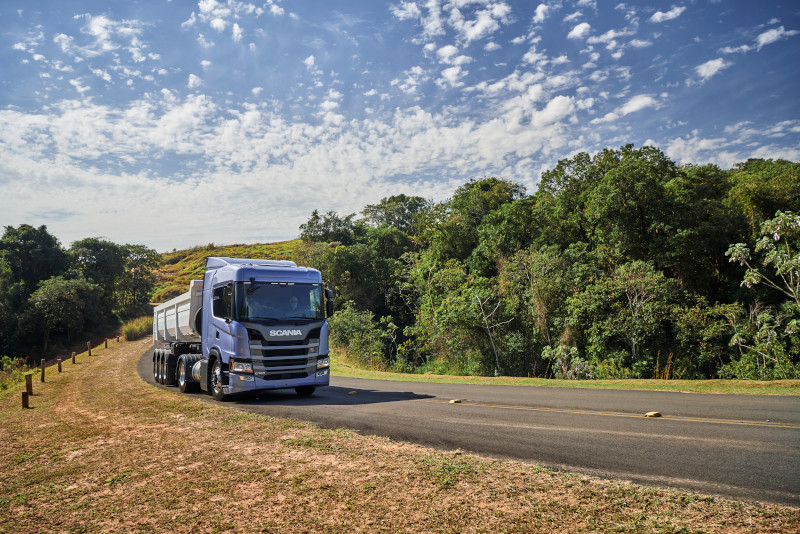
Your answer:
[317,357,329,370]
[230,361,253,374]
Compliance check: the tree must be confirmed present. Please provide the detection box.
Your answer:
[23,276,101,352]
[115,244,160,318]
[362,194,431,235]
[567,261,681,377]
[722,211,800,379]
[299,210,361,245]
[0,224,69,306]
[728,159,800,238]
[69,238,126,313]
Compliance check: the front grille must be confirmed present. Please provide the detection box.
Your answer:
[247,326,321,380]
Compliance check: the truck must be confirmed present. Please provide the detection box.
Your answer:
[152,257,333,401]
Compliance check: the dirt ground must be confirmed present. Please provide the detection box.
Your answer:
[1,338,797,533]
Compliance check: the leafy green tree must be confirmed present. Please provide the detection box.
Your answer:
[115,244,160,318]
[728,159,800,238]
[722,211,800,378]
[362,194,431,235]
[660,164,746,300]
[22,276,102,352]
[299,210,361,245]
[567,261,681,377]
[425,177,525,264]
[69,238,126,313]
[0,224,69,306]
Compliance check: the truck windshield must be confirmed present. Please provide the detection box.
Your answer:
[238,282,324,322]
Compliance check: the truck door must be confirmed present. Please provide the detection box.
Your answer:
[209,282,236,363]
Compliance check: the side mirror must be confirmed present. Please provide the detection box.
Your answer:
[325,289,334,318]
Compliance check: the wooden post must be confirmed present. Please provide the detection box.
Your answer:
[25,373,32,395]
[57,358,62,372]
[22,392,29,409]
[117,336,120,343]
[87,342,92,356]
[72,352,76,364]
[105,338,108,348]
[40,359,45,382]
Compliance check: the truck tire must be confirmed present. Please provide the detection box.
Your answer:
[165,352,177,387]
[177,357,199,393]
[295,386,316,396]
[210,359,227,402]
[155,350,165,384]
[152,352,159,383]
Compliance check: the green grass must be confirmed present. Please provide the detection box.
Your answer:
[121,316,153,341]
[152,239,303,302]
[331,359,800,396]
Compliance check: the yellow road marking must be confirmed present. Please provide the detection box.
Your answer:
[417,399,800,430]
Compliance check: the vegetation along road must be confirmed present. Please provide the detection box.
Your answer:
[139,348,800,507]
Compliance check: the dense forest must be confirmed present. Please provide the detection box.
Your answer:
[2,144,798,381]
[295,145,800,380]
[0,227,159,359]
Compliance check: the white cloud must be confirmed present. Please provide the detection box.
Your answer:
[695,58,730,82]
[187,73,202,88]
[756,26,799,50]
[567,23,591,40]
[484,41,500,51]
[391,1,422,21]
[650,6,686,23]
[210,17,228,32]
[533,4,549,24]
[629,39,652,48]
[619,94,657,115]
[591,94,658,124]
[251,87,263,96]
[720,44,752,54]
[563,11,582,23]
[437,44,458,62]
[437,66,466,88]
[232,23,243,42]
[201,60,212,70]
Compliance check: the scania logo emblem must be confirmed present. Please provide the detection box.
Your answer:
[269,329,302,337]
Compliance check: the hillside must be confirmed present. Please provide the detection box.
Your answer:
[152,239,303,302]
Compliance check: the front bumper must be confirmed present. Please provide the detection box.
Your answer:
[222,366,330,395]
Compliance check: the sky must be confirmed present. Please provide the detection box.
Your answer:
[1,1,798,252]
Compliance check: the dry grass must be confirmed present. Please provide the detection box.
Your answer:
[1,339,798,533]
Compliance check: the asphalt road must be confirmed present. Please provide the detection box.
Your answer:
[137,348,800,506]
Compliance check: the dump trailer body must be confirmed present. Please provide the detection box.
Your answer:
[153,280,202,343]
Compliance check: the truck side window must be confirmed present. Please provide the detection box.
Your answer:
[212,283,233,320]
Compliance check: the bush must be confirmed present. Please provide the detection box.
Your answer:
[328,302,387,370]
[0,355,31,392]
[122,316,153,341]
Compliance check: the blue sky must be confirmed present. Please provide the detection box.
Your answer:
[1,1,798,251]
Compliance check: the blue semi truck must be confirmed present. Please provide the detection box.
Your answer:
[152,257,333,400]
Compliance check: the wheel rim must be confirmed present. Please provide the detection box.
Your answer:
[178,360,185,388]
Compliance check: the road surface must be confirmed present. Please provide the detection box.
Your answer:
[137,348,800,506]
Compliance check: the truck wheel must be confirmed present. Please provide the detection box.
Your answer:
[165,353,177,387]
[155,350,164,384]
[210,359,227,402]
[152,352,159,382]
[295,386,315,396]
[178,357,198,393]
